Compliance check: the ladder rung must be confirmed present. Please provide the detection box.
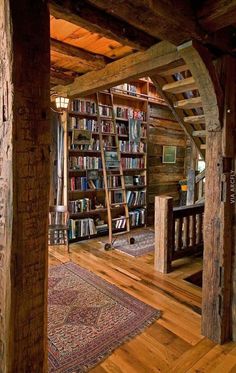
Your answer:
[110,202,127,207]
[108,187,124,190]
[113,230,129,236]
[99,104,113,108]
[112,217,129,221]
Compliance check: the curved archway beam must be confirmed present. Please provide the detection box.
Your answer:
[178,40,235,344]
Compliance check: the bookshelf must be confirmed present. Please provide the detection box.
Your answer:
[66,79,162,243]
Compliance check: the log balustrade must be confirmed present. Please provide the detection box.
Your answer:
[154,196,204,273]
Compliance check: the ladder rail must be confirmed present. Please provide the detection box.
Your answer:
[96,90,131,247]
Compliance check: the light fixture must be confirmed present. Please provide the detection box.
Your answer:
[55,96,70,110]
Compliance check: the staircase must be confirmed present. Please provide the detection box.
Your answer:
[150,58,206,161]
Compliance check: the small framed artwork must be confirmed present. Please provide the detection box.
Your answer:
[105,151,119,168]
[87,169,99,180]
[162,145,177,164]
[72,129,92,145]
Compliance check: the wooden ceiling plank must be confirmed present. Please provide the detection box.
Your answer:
[87,0,202,45]
[52,41,179,97]
[50,38,109,69]
[197,0,236,32]
[162,77,197,94]
[49,0,158,50]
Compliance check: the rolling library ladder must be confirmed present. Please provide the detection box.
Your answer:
[96,90,135,250]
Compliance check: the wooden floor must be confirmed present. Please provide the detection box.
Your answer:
[49,229,236,373]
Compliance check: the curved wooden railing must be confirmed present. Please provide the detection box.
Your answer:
[154,196,204,273]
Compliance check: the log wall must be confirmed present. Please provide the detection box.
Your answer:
[147,109,187,225]
[0,0,50,371]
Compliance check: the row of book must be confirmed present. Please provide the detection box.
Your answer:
[68,198,92,213]
[69,118,99,132]
[112,216,126,230]
[129,208,145,227]
[69,218,97,239]
[115,106,146,120]
[69,156,102,170]
[125,175,145,186]
[121,157,145,169]
[117,122,128,135]
[68,207,146,240]
[71,99,96,114]
[69,176,104,191]
[114,83,137,96]
[99,106,113,117]
[119,140,146,153]
[126,190,146,206]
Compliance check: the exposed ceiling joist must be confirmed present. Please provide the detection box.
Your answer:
[50,38,109,69]
[52,41,179,97]
[49,0,158,51]
[86,0,203,45]
[86,0,236,54]
[197,0,236,32]
[50,70,74,85]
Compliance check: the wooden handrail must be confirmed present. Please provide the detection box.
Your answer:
[154,196,204,273]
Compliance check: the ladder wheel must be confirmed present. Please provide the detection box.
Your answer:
[104,243,112,251]
[129,237,135,245]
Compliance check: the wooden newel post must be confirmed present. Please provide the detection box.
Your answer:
[154,196,173,273]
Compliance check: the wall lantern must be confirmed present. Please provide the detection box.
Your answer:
[55,96,70,110]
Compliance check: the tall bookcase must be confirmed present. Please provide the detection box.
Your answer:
[66,79,165,242]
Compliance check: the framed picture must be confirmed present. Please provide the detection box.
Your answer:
[87,169,99,180]
[105,151,119,168]
[162,145,177,164]
[72,129,92,145]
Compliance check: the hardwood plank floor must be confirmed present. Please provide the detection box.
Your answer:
[49,231,236,373]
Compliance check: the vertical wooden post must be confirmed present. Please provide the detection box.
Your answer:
[62,111,68,207]
[154,196,173,273]
[0,0,50,371]
[178,41,235,344]
[187,169,196,205]
[202,56,235,343]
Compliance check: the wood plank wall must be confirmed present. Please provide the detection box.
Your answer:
[147,105,187,224]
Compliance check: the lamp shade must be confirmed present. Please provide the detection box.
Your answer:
[55,96,69,110]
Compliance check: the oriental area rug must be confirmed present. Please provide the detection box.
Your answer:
[113,230,155,257]
[48,262,161,372]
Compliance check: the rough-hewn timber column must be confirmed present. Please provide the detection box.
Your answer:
[178,41,235,344]
[0,1,50,372]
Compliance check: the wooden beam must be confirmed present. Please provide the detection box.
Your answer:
[87,0,203,45]
[157,61,189,77]
[50,70,74,85]
[0,0,50,371]
[174,97,203,110]
[179,42,234,344]
[197,0,236,32]
[52,41,179,97]
[162,77,197,94]
[50,38,109,69]
[49,0,158,51]
[184,115,205,124]
[154,196,173,274]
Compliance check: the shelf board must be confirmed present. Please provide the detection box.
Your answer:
[69,149,101,155]
[112,90,147,102]
[121,152,146,157]
[123,168,146,172]
[69,188,105,193]
[69,185,146,194]
[69,168,103,174]
[70,208,107,218]
[69,111,97,118]
[68,224,146,243]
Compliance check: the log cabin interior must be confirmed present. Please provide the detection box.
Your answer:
[0,1,236,372]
